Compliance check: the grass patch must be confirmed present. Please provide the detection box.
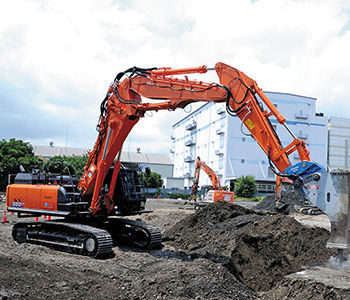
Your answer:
[235,196,264,202]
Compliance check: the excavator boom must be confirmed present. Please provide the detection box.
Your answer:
[6,62,349,259]
[79,63,313,214]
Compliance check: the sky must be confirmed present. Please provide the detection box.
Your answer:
[1,0,350,154]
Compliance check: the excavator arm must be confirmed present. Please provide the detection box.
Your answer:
[77,62,349,259]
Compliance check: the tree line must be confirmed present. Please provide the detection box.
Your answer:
[0,139,163,191]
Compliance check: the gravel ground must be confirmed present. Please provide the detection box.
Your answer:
[0,195,349,299]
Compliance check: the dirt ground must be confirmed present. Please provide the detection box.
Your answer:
[0,195,349,299]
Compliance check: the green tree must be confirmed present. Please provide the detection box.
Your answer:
[142,171,163,189]
[0,139,43,191]
[45,155,88,178]
[234,175,257,198]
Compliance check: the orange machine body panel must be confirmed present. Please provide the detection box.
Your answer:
[206,190,234,204]
[6,184,59,211]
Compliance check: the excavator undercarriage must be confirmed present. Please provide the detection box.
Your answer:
[7,162,162,258]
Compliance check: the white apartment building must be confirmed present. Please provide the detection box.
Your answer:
[171,91,328,191]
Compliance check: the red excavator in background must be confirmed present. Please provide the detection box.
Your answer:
[6,62,349,259]
[190,156,234,203]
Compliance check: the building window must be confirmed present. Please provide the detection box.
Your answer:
[241,159,245,164]
[242,137,246,142]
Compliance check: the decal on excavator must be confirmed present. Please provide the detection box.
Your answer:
[245,119,255,130]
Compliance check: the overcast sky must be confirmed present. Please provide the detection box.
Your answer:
[1,0,350,154]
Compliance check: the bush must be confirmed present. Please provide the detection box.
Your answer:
[142,171,163,189]
[45,155,88,178]
[168,193,190,200]
[234,175,257,198]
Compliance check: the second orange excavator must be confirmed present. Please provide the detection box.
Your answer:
[190,156,234,203]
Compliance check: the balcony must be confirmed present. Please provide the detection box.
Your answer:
[216,127,224,135]
[185,121,197,131]
[184,156,195,163]
[217,107,225,115]
[297,131,308,140]
[295,111,309,120]
[185,138,195,146]
[215,149,224,156]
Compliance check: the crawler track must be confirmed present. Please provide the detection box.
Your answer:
[12,218,162,258]
[12,221,113,258]
[108,218,162,249]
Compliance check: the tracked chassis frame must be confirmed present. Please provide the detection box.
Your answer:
[12,218,162,258]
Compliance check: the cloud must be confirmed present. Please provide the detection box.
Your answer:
[0,0,349,154]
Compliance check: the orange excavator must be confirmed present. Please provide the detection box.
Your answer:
[6,62,349,259]
[190,156,234,203]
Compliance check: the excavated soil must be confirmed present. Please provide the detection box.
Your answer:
[164,202,334,292]
[0,194,348,299]
[254,190,306,213]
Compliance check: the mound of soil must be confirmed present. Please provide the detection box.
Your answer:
[254,191,306,213]
[260,278,350,300]
[164,202,334,292]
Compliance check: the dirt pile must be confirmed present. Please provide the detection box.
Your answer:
[254,190,306,213]
[259,271,350,300]
[164,202,334,292]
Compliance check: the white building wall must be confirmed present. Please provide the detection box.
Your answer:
[171,91,328,189]
[328,117,350,169]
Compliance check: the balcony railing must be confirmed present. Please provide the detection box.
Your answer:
[215,149,224,156]
[185,138,195,146]
[295,111,309,120]
[217,107,225,114]
[297,131,308,140]
[216,127,224,135]
[184,156,195,163]
[185,121,197,130]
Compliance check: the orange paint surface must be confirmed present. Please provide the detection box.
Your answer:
[6,184,59,211]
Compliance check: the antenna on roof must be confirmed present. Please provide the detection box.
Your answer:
[49,141,54,147]
[137,147,141,153]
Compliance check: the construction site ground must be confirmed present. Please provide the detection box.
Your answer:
[0,195,349,300]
